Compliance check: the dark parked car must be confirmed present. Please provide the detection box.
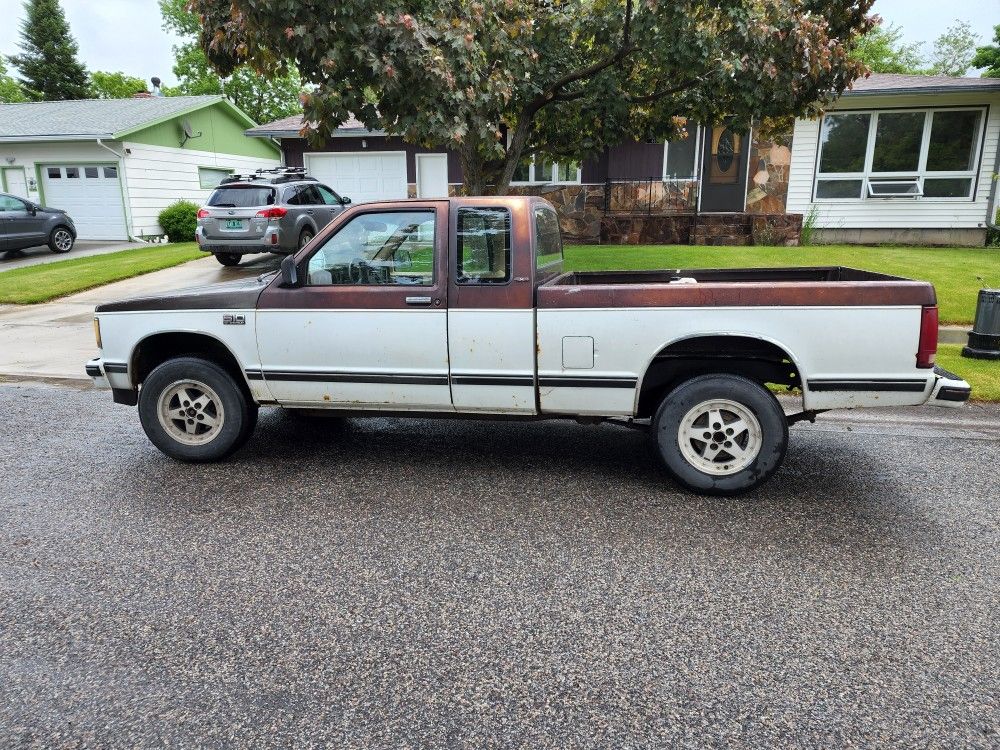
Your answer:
[0,192,76,255]
[196,167,350,267]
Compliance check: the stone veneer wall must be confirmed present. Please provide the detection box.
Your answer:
[745,131,793,215]
[601,213,803,246]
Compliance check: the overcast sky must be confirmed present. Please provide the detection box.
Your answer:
[0,0,997,88]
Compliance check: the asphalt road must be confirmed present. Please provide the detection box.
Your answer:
[1,383,998,749]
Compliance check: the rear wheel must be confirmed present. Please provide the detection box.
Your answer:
[216,252,242,266]
[48,226,74,253]
[298,228,314,249]
[138,357,257,462]
[652,374,788,496]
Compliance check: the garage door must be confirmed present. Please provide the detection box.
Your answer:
[305,152,408,204]
[41,164,128,240]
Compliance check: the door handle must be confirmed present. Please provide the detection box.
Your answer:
[405,296,433,306]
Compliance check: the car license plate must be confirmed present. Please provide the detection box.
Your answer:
[223,219,245,231]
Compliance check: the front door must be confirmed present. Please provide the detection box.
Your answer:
[2,167,29,199]
[255,202,453,410]
[699,125,751,213]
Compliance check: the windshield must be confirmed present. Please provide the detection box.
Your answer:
[207,186,275,208]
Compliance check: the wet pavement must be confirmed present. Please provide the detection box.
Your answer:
[1,383,998,748]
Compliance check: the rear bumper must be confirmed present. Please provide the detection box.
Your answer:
[196,226,292,254]
[928,365,972,408]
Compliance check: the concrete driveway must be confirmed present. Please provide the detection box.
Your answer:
[1,382,998,748]
[0,240,146,271]
[0,252,283,381]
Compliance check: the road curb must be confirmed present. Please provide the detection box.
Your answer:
[0,372,93,388]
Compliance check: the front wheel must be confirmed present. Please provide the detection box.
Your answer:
[216,252,242,266]
[652,374,788,496]
[48,226,74,253]
[138,357,257,462]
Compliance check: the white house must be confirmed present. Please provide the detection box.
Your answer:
[788,73,1000,247]
[0,95,280,240]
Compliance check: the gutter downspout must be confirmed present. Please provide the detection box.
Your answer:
[96,138,138,242]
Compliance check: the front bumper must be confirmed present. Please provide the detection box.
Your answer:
[928,365,972,408]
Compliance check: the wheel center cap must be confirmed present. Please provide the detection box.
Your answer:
[187,407,197,416]
[713,431,725,443]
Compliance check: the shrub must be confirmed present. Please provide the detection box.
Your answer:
[799,205,819,247]
[988,208,1000,249]
[157,200,199,243]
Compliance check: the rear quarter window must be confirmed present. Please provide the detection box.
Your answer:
[533,205,563,272]
[207,186,275,208]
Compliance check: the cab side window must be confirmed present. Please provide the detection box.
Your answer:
[533,205,563,271]
[456,207,511,284]
[306,210,435,286]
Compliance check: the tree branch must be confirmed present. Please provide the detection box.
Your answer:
[623,77,703,104]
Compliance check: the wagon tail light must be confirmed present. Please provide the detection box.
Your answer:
[256,207,288,219]
[917,305,938,368]
[196,208,210,219]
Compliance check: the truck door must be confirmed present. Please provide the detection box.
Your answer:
[447,200,537,414]
[254,202,453,410]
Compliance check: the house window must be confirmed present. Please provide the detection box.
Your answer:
[815,108,984,201]
[510,156,581,184]
[199,167,233,189]
[663,127,701,181]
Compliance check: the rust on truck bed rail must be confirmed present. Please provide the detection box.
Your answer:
[537,267,936,309]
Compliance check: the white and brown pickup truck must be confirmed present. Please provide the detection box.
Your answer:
[86,196,970,495]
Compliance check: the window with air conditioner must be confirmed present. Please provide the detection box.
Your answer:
[814,107,984,202]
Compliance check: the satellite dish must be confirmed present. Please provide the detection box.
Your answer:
[179,118,202,147]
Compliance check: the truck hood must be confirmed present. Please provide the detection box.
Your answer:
[95,275,268,313]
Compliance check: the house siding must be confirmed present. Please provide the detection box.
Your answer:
[122,142,279,236]
[787,92,1000,232]
[126,103,280,160]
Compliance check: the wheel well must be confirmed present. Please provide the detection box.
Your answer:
[130,333,251,397]
[636,336,801,418]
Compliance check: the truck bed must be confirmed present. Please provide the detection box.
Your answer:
[537,266,936,308]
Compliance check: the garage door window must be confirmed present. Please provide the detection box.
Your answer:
[103,167,117,179]
[47,168,61,179]
[307,210,435,286]
[85,167,99,178]
[65,168,79,179]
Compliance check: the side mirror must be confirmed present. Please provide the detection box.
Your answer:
[341,196,351,205]
[279,254,301,287]
[26,203,37,215]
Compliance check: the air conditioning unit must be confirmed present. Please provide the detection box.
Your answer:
[867,179,922,198]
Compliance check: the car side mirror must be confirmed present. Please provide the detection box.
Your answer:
[279,254,301,288]
[341,196,351,205]
[26,203,36,215]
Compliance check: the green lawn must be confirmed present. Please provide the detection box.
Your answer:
[564,244,1000,326]
[0,243,203,304]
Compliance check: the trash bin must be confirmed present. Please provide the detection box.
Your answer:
[962,289,1000,360]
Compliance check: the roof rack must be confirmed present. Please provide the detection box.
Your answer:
[219,166,316,185]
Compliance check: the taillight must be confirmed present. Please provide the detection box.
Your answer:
[256,207,288,219]
[196,208,210,219]
[917,305,938,368]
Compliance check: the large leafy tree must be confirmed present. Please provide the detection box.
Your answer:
[90,71,149,99]
[159,0,302,124]
[850,22,924,74]
[0,58,28,103]
[8,0,89,101]
[971,25,1000,78]
[190,0,875,195]
[927,21,978,77]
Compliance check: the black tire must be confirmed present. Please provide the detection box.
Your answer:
[298,228,314,249]
[48,226,75,253]
[652,374,788,496]
[216,252,242,266]
[138,357,256,462]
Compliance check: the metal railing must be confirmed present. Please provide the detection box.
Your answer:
[602,177,699,215]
